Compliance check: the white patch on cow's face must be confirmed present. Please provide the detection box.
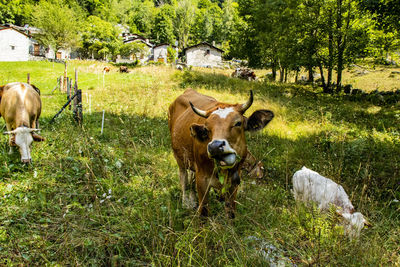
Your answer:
[211,107,234,119]
[14,127,33,162]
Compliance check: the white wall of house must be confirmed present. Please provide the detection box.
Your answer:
[185,45,222,68]
[45,47,70,60]
[153,45,169,63]
[0,28,31,61]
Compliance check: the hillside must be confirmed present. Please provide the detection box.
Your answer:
[0,61,399,265]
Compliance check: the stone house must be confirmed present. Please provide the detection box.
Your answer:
[0,26,32,61]
[183,42,224,68]
[0,25,71,61]
[153,43,178,63]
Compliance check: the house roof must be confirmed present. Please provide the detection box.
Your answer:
[124,37,153,47]
[183,42,224,53]
[0,25,31,38]
[153,43,177,49]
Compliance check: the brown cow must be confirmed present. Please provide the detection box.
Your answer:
[0,82,44,163]
[103,66,111,73]
[168,89,274,217]
[119,66,129,73]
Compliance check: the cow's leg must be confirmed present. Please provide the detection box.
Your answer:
[5,124,14,154]
[180,167,197,209]
[225,184,239,219]
[187,170,197,208]
[223,170,240,218]
[196,174,210,216]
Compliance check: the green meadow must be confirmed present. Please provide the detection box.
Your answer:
[0,61,399,265]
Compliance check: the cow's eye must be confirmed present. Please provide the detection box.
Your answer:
[233,121,242,127]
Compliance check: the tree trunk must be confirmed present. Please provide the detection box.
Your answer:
[336,0,351,93]
[336,0,343,93]
[284,68,288,83]
[308,65,314,82]
[271,60,277,81]
[327,8,334,89]
[318,61,329,93]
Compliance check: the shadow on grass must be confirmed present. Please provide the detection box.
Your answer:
[247,129,400,204]
[180,70,400,131]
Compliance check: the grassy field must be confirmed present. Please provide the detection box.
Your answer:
[0,61,399,266]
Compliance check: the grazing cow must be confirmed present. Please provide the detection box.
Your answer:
[232,68,257,81]
[119,66,129,73]
[168,89,274,217]
[103,66,111,73]
[292,167,371,237]
[0,82,44,163]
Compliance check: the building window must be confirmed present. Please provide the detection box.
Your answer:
[206,49,210,55]
[10,45,15,50]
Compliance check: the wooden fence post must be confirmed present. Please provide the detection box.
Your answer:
[27,73,30,84]
[73,69,83,124]
[63,61,68,92]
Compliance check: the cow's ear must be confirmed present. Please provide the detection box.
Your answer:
[30,84,40,95]
[190,123,209,141]
[0,85,4,100]
[244,110,274,132]
[32,133,45,142]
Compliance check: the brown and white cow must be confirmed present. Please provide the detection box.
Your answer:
[0,82,44,163]
[168,89,274,217]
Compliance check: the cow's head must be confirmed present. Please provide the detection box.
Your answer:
[4,126,44,163]
[189,91,274,169]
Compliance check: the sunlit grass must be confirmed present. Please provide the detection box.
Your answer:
[0,61,399,265]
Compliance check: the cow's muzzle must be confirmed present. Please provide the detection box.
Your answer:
[208,140,238,168]
[21,158,32,164]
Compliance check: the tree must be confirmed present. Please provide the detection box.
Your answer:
[174,0,196,49]
[120,42,149,61]
[358,0,400,32]
[127,0,156,36]
[152,4,176,44]
[81,15,122,60]
[32,0,81,58]
[0,0,33,25]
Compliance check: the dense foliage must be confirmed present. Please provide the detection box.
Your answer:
[2,0,399,73]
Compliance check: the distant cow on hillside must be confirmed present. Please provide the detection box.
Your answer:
[103,66,111,73]
[119,66,129,73]
[0,82,45,163]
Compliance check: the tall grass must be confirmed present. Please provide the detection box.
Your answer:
[0,61,399,265]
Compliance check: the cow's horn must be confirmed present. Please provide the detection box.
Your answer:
[30,128,41,132]
[240,90,253,113]
[190,102,209,118]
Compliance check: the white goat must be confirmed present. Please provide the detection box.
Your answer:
[292,166,371,237]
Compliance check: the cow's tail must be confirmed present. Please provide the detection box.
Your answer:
[167,103,174,131]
